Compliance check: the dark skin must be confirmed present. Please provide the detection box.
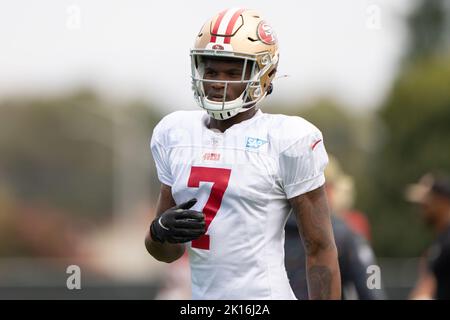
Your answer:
[145,57,341,299]
[419,192,450,233]
[202,57,257,133]
[289,186,341,299]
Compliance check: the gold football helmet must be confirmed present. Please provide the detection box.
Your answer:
[191,8,279,120]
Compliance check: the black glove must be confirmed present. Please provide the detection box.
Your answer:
[150,198,206,244]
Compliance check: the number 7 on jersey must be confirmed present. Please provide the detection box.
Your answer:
[187,166,231,250]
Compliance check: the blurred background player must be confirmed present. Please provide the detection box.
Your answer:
[285,155,385,299]
[407,173,450,300]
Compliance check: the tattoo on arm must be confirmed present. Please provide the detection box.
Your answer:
[293,187,334,255]
[290,186,340,300]
[308,265,332,299]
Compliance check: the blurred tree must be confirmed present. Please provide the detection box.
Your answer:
[0,90,115,218]
[405,0,450,63]
[0,89,163,220]
[370,55,450,256]
[0,89,164,256]
[365,0,450,256]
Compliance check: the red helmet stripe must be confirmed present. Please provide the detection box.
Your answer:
[224,9,245,44]
[210,9,227,43]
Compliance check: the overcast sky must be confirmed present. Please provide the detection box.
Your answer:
[0,0,415,113]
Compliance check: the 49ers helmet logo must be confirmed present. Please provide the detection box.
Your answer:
[257,20,277,45]
[212,44,224,50]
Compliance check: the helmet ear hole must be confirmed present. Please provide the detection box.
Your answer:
[266,68,277,95]
[267,83,273,95]
[268,68,277,78]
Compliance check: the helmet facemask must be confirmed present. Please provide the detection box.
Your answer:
[191,50,276,120]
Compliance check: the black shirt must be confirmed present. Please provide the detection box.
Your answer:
[427,224,450,300]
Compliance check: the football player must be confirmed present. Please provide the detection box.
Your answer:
[145,7,341,300]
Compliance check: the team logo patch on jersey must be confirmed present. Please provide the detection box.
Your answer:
[245,137,268,149]
[203,152,221,161]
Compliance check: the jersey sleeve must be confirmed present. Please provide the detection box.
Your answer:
[279,129,328,199]
[150,121,173,186]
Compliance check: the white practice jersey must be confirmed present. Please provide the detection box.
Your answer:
[150,109,329,300]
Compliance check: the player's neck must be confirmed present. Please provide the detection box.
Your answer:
[208,108,258,133]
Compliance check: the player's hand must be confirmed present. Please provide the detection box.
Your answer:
[150,198,206,244]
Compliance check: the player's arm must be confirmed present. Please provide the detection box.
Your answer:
[409,255,436,299]
[145,183,205,263]
[289,185,341,299]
